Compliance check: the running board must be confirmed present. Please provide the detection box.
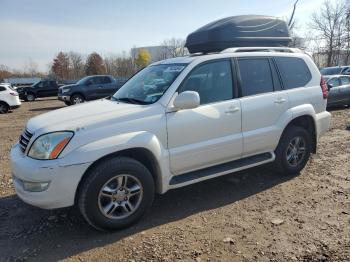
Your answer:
[169,152,274,186]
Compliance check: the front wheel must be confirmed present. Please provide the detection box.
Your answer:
[70,94,84,105]
[273,126,311,175]
[78,157,155,231]
[25,93,35,102]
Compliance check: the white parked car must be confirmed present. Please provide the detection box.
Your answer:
[0,84,21,113]
[10,47,331,230]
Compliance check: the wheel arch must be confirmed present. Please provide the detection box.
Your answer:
[0,100,10,107]
[70,92,86,100]
[74,147,162,205]
[280,114,317,153]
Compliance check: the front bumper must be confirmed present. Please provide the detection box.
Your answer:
[58,95,70,102]
[10,144,91,209]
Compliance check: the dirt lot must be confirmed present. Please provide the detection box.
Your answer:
[0,98,349,262]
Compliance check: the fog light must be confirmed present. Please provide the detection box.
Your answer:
[22,181,50,192]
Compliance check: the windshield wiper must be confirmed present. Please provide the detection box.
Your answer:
[113,97,150,105]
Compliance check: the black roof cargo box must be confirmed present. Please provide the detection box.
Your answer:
[185,15,292,54]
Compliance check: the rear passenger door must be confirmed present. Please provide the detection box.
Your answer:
[237,57,290,156]
[339,76,350,103]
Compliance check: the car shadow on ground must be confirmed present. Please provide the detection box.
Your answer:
[29,106,65,112]
[0,167,298,261]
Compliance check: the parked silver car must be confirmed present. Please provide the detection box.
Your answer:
[324,75,350,107]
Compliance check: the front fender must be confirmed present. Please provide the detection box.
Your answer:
[60,131,171,193]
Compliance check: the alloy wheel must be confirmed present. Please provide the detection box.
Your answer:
[98,174,143,219]
[286,136,306,167]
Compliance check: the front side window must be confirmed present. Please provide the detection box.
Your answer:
[179,60,233,104]
[340,76,350,85]
[112,64,187,104]
[275,57,311,89]
[238,58,274,96]
[103,76,112,84]
[327,77,340,87]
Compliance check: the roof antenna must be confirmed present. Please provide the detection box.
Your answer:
[288,0,299,29]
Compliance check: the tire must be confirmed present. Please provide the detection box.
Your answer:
[25,93,35,102]
[273,126,311,175]
[64,101,71,106]
[70,94,84,105]
[0,102,9,114]
[78,157,155,231]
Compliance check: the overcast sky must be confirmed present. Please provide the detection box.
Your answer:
[0,0,337,71]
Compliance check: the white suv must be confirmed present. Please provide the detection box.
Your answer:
[0,84,21,113]
[10,48,331,230]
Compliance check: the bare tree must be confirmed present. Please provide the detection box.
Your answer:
[68,52,85,80]
[309,0,346,66]
[159,38,187,60]
[23,57,38,77]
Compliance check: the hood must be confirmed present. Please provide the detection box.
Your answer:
[59,83,78,89]
[26,99,161,134]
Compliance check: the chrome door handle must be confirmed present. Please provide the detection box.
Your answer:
[225,106,240,114]
[274,98,287,104]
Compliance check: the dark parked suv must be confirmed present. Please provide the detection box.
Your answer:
[17,80,61,101]
[58,75,120,105]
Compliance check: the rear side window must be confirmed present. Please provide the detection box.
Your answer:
[238,58,274,96]
[275,57,311,89]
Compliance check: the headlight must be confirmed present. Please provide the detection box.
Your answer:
[28,132,74,160]
[62,88,70,94]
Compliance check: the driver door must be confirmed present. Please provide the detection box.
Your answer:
[166,59,243,175]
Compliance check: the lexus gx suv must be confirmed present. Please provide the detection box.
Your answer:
[10,47,331,230]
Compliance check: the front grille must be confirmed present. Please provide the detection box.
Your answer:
[19,129,33,153]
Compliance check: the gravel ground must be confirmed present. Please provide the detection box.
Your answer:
[0,98,349,262]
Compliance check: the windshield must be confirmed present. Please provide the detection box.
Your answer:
[320,67,342,75]
[77,76,91,85]
[112,64,187,104]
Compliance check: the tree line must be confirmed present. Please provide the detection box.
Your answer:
[1,0,349,81]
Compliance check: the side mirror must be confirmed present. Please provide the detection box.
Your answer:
[173,91,200,110]
[327,83,334,90]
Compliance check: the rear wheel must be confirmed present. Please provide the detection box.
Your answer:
[273,126,311,175]
[70,94,84,105]
[25,93,35,102]
[0,102,9,114]
[78,157,155,231]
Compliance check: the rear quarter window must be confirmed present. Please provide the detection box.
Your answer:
[275,57,312,89]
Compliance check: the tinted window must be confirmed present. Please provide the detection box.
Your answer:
[238,58,273,96]
[179,60,233,104]
[340,76,350,85]
[103,76,112,84]
[0,86,6,92]
[275,57,311,89]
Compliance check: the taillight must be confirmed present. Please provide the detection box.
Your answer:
[10,92,18,96]
[320,76,328,99]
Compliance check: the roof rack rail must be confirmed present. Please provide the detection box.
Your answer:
[220,47,303,54]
